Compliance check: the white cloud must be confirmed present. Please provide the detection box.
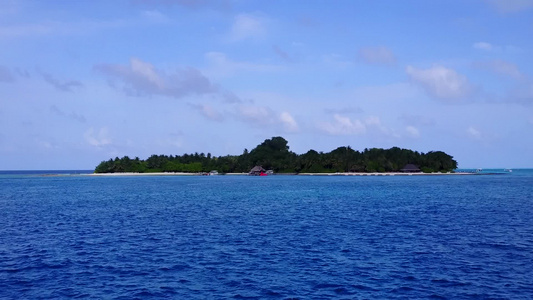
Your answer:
[317,114,366,135]
[472,42,522,53]
[405,126,420,138]
[95,57,217,99]
[406,65,473,100]
[467,126,481,139]
[365,116,381,126]
[84,127,112,147]
[142,10,171,23]
[188,103,224,122]
[236,105,273,124]
[473,60,524,80]
[486,0,533,13]
[279,111,299,132]
[233,105,299,133]
[204,52,283,78]
[358,46,396,65]
[398,114,435,126]
[318,114,407,138]
[228,13,267,41]
[473,42,494,51]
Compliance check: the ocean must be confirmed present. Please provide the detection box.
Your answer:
[1,170,532,299]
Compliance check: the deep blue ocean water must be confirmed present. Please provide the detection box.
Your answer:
[1,171,532,299]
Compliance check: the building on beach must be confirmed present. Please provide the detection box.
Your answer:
[400,164,421,173]
[249,166,266,176]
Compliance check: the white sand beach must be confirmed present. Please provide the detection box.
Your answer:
[87,171,475,176]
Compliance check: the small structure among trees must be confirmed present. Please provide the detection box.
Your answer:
[400,164,421,173]
[249,166,266,176]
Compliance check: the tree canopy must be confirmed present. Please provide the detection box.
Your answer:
[94,136,458,174]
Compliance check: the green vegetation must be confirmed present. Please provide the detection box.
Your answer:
[94,136,458,174]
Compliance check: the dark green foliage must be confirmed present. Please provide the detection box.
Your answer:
[94,137,458,173]
[248,136,296,172]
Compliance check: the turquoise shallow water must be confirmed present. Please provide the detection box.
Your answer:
[1,171,532,299]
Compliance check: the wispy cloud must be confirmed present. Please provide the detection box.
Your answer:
[133,0,231,10]
[95,57,218,99]
[324,106,364,115]
[406,65,473,100]
[40,71,83,92]
[0,66,15,82]
[158,135,184,149]
[358,46,396,65]
[0,19,129,39]
[15,68,30,78]
[507,81,533,105]
[473,60,525,80]
[405,126,420,138]
[49,105,86,123]
[486,0,533,13]
[188,103,224,122]
[472,41,522,53]
[228,13,268,42]
[0,23,54,38]
[204,52,283,78]
[473,42,494,51]
[35,138,58,150]
[296,15,319,27]
[236,105,274,125]
[141,10,172,23]
[84,127,112,147]
[467,126,482,139]
[279,111,299,132]
[321,53,352,68]
[317,114,367,135]
[398,114,435,126]
[272,45,292,62]
[233,104,299,133]
[318,114,417,139]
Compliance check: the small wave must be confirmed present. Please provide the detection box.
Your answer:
[430,278,471,287]
[261,289,283,297]
[389,286,416,292]
[352,284,376,291]
[158,263,190,272]
[333,287,352,295]
[232,293,261,299]
[313,283,344,289]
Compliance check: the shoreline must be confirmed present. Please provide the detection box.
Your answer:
[86,171,479,177]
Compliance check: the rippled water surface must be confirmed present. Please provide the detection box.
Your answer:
[1,171,533,299]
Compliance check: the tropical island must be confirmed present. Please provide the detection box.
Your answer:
[94,137,457,174]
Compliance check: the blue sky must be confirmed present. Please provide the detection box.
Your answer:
[1,0,533,169]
